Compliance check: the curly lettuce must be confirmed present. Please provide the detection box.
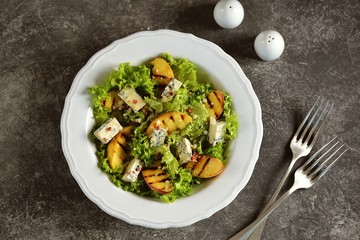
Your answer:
[223,93,239,141]
[89,53,239,203]
[89,63,155,125]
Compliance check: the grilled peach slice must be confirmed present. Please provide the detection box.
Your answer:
[204,90,225,119]
[150,57,174,78]
[106,126,133,169]
[185,155,224,178]
[150,57,174,85]
[102,90,123,110]
[146,112,192,136]
[142,168,174,194]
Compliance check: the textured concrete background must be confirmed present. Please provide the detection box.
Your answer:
[1,0,359,239]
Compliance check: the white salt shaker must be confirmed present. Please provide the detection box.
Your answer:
[214,0,244,29]
[254,30,285,61]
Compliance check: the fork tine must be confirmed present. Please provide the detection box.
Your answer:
[298,98,332,146]
[298,98,324,142]
[316,146,349,179]
[293,97,321,141]
[301,137,349,180]
[304,101,333,146]
[301,137,336,172]
[303,139,339,174]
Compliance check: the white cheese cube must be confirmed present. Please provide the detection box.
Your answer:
[118,87,146,112]
[177,138,192,165]
[208,116,226,146]
[122,159,143,182]
[94,117,123,144]
[150,127,168,147]
[161,78,183,102]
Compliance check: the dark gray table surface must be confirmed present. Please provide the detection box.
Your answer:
[1,0,359,239]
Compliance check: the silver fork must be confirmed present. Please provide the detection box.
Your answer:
[230,138,349,240]
[246,97,333,240]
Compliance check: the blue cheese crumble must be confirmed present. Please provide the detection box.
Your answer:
[161,78,183,102]
[208,116,226,146]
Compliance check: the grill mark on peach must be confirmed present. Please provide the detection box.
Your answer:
[145,173,169,184]
[146,112,192,136]
[185,156,224,178]
[114,128,132,148]
[142,168,174,193]
[206,96,213,108]
[197,156,211,177]
[151,182,172,191]
[191,155,209,177]
[116,141,126,148]
[214,91,222,103]
[211,93,222,117]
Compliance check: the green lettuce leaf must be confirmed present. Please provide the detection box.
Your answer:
[180,100,209,153]
[223,93,239,141]
[129,122,156,167]
[162,87,190,112]
[204,143,224,161]
[161,146,179,177]
[160,168,193,202]
[144,97,163,114]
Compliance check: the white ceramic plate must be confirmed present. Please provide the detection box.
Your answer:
[61,29,263,229]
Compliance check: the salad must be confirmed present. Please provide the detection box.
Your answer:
[89,53,239,202]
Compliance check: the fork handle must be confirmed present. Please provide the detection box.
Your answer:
[229,187,297,240]
[246,157,298,240]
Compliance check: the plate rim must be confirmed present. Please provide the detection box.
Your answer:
[60,29,263,228]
